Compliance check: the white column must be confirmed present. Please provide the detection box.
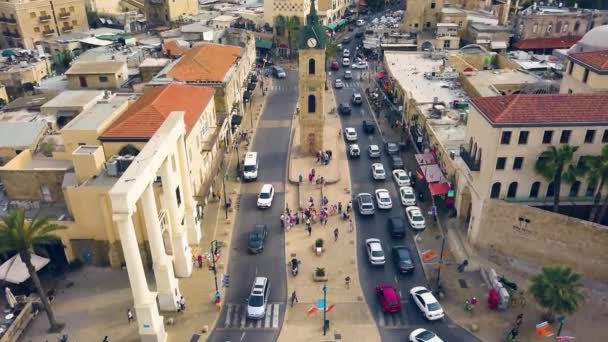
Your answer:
[176,133,201,245]
[115,213,166,342]
[161,157,193,278]
[141,184,181,311]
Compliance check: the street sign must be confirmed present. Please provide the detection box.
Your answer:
[317,299,325,310]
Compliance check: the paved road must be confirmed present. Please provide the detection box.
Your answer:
[332,33,479,342]
[208,70,298,342]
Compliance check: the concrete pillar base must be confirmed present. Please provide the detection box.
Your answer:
[135,293,167,342]
[172,233,193,278]
[154,263,180,311]
[186,209,201,245]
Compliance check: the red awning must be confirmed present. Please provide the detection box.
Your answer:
[415,153,436,166]
[429,182,450,196]
[420,164,446,183]
[278,44,289,49]
[376,71,386,78]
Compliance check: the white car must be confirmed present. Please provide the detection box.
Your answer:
[334,79,344,88]
[410,286,444,320]
[365,238,385,266]
[371,163,386,180]
[368,145,381,158]
[344,70,352,79]
[351,61,369,69]
[257,184,274,208]
[343,49,350,57]
[406,206,426,229]
[344,127,357,141]
[399,186,416,206]
[409,328,444,342]
[392,169,411,186]
[342,57,350,67]
[375,189,392,209]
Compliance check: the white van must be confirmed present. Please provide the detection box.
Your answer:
[242,152,258,181]
[247,277,270,319]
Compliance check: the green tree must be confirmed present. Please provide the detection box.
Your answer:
[529,265,584,322]
[285,16,301,59]
[274,15,286,36]
[0,209,66,332]
[581,145,608,222]
[535,145,579,212]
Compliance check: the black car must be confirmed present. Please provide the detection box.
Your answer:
[391,155,404,170]
[248,224,268,254]
[384,142,399,155]
[355,31,364,39]
[387,216,406,239]
[342,36,352,44]
[348,26,354,32]
[362,120,375,134]
[338,103,352,115]
[392,245,414,274]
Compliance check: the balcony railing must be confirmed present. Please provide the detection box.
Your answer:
[6,17,16,24]
[59,12,70,19]
[459,145,481,171]
[6,31,20,38]
[0,17,6,23]
[42,29,55,37]
[62,25,73,33]
[39,15,52,23]
[503,195,594,205]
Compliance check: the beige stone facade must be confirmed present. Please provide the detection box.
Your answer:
[298,47,326,155]
[0,58,51,88]
[144,0,198,27]
[264,0,312,28]
[65,61,129,90]
[514,6,608,40]
[318,0,349,24]
[402,0,445,32]
[0,0,89,49]
[560,55,608,94]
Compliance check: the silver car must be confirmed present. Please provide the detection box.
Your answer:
[356,193,375,215]
[368,144,381,158]
[334,79,344,88]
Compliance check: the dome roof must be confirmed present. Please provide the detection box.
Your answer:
[569,25,608,54]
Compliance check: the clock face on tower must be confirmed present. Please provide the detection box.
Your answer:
[307,37,317,48]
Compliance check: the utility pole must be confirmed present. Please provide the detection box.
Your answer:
[222,175,228,219]
[210,240,219,294]
[557,316,566,337]
[322,283,328,336]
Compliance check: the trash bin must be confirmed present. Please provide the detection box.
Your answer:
[324,319,330,330]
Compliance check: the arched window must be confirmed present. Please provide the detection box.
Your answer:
[476,148,482,168]
[472,142,477,160]
[119,144,140,156]
[507,182,518,198]
[532,23,538,33]
[308,95,316,113]
[569,181,581,197]
[529,181,541,198]
[308,58,315,75]
[555,21,562,33]
[574,21,580,32]
[546,182,555,197]
[585,182,596,197]
[490,182,501,199]
[468,137,473,151]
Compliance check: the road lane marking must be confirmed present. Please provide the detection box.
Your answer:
[240,332,246,341]
[378,311,385,327]
[272,304,280,328]
[264,304,272,327]
[225,304,233,327]
[240,307,246,328]
[394,275,399,284]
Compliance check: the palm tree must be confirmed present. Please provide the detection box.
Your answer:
[529,265,584,322]
[0,209,66,332]
[284,16,301,59]
[582,145,608,222]
[274,15,285,37]
[535,145,579,212]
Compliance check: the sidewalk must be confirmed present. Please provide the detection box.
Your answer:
[278,88,380,342]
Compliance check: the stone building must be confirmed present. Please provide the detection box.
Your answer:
[144,0,199,27]
[560,25,608,94]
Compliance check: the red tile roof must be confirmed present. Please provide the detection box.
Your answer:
[513,36,582,50]
[471,94,608,125]
[100,84,215,140]
[568,49,608,72]
[162,40,191,58]
[168,43,242,83]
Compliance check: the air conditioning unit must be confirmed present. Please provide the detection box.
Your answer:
[119,154,135,172]
[106,158,119,176]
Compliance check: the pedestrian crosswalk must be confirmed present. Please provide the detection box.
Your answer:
[376,305,411,329]
[217,303,282,330]
[269,81,364,92]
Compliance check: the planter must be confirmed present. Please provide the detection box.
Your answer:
[313,267,327,282]
[313,273,328,282]
[312,245,324,255]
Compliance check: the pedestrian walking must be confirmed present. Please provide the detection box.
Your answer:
[127,308,134,323]
[338,202,342,214]
[334,228,339,241]
[307,225,312,236]
[345,276,351,289]
[346,201,352,213]
[180,296,186,312]
[349,219,354,232]
[280,214,285,228]
[197,254,203,268]
[290,291,299,307]
[432,205,438,222]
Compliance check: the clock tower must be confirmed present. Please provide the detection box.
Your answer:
[297,0,326,155]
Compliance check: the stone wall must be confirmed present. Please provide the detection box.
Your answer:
[0,169,66,201]
[475,199,608,281]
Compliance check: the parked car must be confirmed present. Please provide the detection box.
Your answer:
[331,59,340,70]
[365,238,385,265]
[409,329,443,342]
[351,61,369,69]
[390,155,404,170]
[257,184,274,208]
[247,224,268,254]
[349,144,360,158]
[344,127,357,141]
[375,189,392,209]
[355,31,364,38]
[399,186,416,206]
[410,286,444,320]
[392,169,411,186]
[352,93,363,105]
[371,163,386,180]
[406,206,426,230]
[334,78,344,88]
[362,120,375,134]
[342,58,350,67]
[338,103,352,115]
[343,49,350,57]
[271,66,286,78]
[356,193,375,215]
[342,36,352,44]
[376,283,401,313]
[387,217,406,239]
[344,70,352,79]
[356,19,365,26]
[392,245,414,273]
[368,144,380,158]
[384,142,399,154]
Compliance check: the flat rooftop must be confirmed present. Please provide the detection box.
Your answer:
[465,69,540,97]
[61,94,136,131]
[42,90,104,109]
[140,58,171,68]
[0,109,56,125]
[0,122,46,148]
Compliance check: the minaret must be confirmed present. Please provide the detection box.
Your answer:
[297,0,327,155]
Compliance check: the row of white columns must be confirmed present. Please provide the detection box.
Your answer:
[115,140,201,342]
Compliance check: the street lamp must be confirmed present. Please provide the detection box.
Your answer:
[210,240,220,299]
[322,283,328,336]
[556,316,566,337]
[222,175,228,219]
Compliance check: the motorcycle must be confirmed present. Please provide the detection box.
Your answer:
[291,258,299,276]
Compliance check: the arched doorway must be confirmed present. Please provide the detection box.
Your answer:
[119,144,141,156]
[459,186,472,223]
[421,41,434,51]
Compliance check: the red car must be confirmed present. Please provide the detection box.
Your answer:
[376,283,401,313]
[331,59,340,71]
